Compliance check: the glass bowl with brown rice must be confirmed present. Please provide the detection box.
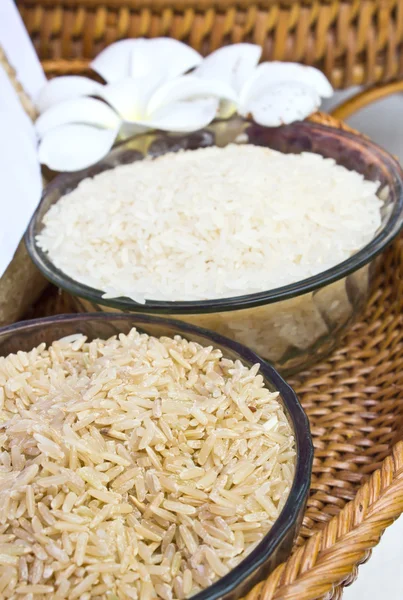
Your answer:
[0,313,312,600]
[25,118,403,374]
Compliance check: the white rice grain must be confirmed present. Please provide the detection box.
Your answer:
[37,145,382,304]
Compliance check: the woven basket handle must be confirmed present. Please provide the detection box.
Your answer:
[331,81,403,121]
[242,441,403,600]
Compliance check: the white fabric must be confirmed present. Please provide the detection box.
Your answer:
[0,0,46,100]
[0,64,42,277]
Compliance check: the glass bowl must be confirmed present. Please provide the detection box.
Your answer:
[0,313,313,600]
[25,117,403,375]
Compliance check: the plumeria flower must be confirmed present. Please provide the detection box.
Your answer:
[35,38,230,172]
[34,39,333,172]
[193,43,333,126]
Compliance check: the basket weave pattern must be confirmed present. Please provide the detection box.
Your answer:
[26,113,403,599]
[17,0,403,88]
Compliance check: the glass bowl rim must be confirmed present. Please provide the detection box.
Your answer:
[0,312,313,600]
[25,120,403,315]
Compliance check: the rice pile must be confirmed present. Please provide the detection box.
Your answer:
[0,328,295,599]
[36,144,383,303]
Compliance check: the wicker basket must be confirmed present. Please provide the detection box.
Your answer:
[25,112,403,599]
[17,0,403,89]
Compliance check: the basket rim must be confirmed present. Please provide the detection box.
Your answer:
[243,439,403,600]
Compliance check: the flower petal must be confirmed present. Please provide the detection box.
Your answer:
[141,97,219,132]
[99,78,151,121]
[194,44,261,94]
[147,75,238,114]
[36,76,104,113]
[91,39,140,83]
[91,38,202,84]
[35,97,121,139]
[241,81,320,126]
[38,124,118,172]
[130,38,202,81]
[240,62,333,106]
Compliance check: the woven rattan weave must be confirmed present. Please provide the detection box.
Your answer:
[17,0,403,89]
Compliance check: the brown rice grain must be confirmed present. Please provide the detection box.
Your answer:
[0,328,294,599]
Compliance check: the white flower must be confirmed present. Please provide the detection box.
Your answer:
[34,39,333,172]
[35,38,227,172]
[193,43,333,126]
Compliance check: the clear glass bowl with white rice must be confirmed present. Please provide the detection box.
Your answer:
[26,118,403,374]
[0,313,312,600]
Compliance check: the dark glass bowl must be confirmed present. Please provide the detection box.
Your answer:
[0,313,313,600]
[25,118,403,374]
